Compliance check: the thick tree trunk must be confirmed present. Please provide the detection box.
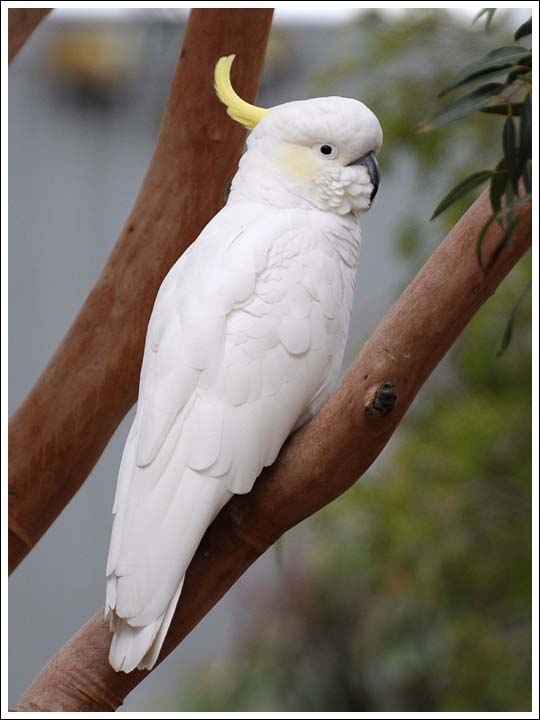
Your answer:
[13,194,531,711]
[8,8,274,573]
[8,8,51,63]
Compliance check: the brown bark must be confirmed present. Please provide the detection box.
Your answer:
[8,8,51,63]
[14,194,531,711]
[8,8,274,574]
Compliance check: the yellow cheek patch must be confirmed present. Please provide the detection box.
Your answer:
[279,145,320,182]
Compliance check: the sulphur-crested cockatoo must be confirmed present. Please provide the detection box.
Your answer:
[106,55,382,672]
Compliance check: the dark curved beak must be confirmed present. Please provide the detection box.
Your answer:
[348,151,380,202]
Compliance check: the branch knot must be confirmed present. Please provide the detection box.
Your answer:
[364,381,397,418]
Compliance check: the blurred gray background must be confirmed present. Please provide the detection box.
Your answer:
[10,7,528,712]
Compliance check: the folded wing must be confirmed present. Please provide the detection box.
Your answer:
[105,205,346,671]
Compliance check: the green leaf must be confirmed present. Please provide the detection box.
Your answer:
[517,53,531,67]
[486,214,519,272]
[514,17,532,41]
[431,171,492,220]
[523,160,531,194]
[519,94,531,161]
[419,83,505,132]
[504,182,516,225]
[475,191,529,271]
[476,214,496,268]
[503,192,531,214]
[490,159,507,215]
[514,95,532,182]
[438,47,530,96]
[481,102,523,116]
[503,116,519,193]
[497,280,531,357]
[474,8,496,30]
[507,61,532,84]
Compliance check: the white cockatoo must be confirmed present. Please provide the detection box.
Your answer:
[106,55,382,672]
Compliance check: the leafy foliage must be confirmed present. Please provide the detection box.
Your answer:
[436,46,531,97]
[474,8,497,31]
[422,10,532,354]
[514,18,532,42]
[423,11,532,269]
[497,278,532,356]
[431,170,492,220]
[417,82,508,131]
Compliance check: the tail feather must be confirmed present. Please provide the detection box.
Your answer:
[138,579,184,670]
[108,579,184,672]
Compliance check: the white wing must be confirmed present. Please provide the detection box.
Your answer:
[105,203,357,671]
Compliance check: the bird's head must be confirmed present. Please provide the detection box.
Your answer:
[215,55,382,216]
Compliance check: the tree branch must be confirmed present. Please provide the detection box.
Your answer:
[8,8,274,573]
[8,8,51,63]
[13,193,531,711]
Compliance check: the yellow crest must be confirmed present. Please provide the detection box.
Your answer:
[214,55,268,130]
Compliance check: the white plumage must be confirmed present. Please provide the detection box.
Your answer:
[106,57,382,672]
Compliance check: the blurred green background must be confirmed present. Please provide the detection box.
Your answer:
[182,9,532,712]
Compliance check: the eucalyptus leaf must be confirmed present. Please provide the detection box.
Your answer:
[504,181,516,225]
[497,280,531,357]
[523,160,531,194]
[499,192,531,215]
[476,192,529,271]
[476,193,530,271]
[420,83,505,131]
[481,102,523,116]
[503,116,519,193]
[431,171,492,220]
[512,192,531,207]
[476,214,496,268]
[486,215,519,272]
[519,94,531,160]
[474,8,496,30]
[514,18,532,41]
[507,60,532,84]
[439,47,530,95]
[490,159,507,215]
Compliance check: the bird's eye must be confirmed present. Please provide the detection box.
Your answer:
[318,144,337,159]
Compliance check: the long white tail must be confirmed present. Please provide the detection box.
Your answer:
[105,408,234,673]
[108,578,184,672]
